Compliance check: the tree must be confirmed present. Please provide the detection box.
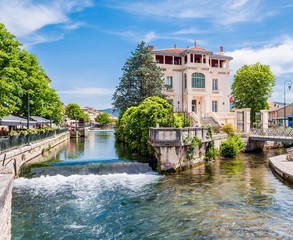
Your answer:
[0,23,23,117]
[231,63,275,123]
[112,41,166,113]
[115,96,173,155]
[65,103,89,122]
[95,112,112,128]
[0,23,64,124]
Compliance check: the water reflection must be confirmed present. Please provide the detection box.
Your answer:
[12,131,293,239]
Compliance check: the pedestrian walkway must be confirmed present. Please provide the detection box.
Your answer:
[268,154,293,183]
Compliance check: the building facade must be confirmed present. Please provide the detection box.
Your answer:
[269,103,293,127]
[150,42,233,124]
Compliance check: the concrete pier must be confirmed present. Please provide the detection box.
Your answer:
[149,127,227,172]
[268,154,293,183]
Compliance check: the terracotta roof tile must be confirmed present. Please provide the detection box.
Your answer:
[187,46,210,51]
[153,48,185,53]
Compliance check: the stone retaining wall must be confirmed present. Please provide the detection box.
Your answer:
[0,132,70,239]
[0,132,69,176]
[0,174,14,240]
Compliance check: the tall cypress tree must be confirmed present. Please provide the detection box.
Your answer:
[112,41,165,113]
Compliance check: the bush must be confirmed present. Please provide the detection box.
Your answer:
[172,113,191,128]
[115,96,173,156]
[220,134,245,157]
[221,123,236,135]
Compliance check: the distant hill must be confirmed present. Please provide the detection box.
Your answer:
[98,108,120,117]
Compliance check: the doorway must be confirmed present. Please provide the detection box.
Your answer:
[192,100,197,113]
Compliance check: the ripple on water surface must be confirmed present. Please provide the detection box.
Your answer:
[11,132,293,239]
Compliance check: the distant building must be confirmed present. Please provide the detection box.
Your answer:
[150,41,234,125]
[83,107,99,122]
[269,102,293,127]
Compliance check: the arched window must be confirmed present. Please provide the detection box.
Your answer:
[192,73,205,88]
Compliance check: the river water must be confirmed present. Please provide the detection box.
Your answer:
[12,130,293,239]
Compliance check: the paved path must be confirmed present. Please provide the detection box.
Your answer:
[268,154,293,183]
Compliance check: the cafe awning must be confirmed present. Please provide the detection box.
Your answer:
[0,115,37,127]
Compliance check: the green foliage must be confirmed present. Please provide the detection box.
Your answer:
[221,123,236,135]
[65,103,89,122]
[172,113,191,128]
[220,134,245,157]
[9,126,56,136]
[0,23,63,123]
[112,41,166,113]
[95,112,112,128]
[205,140,219,161]
[184,134,202,160]
[115,96,173,155]
[231,63,275,123]
[204,125,219,161]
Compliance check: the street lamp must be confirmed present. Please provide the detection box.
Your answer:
[284,80,292,127]
[19,91,31,145]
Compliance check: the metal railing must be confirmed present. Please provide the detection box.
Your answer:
[0,128,68,153]
[250,127,293,139]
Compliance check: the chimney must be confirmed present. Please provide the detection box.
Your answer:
[220,46,224,54]
[149,45,154,51]
[174,44,176,49]
[194,40,197,47]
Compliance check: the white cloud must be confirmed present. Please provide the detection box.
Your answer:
[227,37,293,76]
[270,84,293,104]
[58,86,115,109]
[0,0,93,44]
[173,27,205,35]
[111,0,265,25]
[227,38,293,103]
[108,30,195,44]
[64,21,86,30]
[58,87,114,96]
[22,34,64,48]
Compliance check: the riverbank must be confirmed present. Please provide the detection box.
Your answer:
[268,154,293,183]
[0,131,70,240]
[0,131,69,176]
[0,174,13,240]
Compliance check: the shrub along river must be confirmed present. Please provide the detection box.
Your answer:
[12,130,293,239]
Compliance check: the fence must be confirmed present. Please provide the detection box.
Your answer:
[0,128,68,153]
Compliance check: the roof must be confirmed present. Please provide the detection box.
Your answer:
[151,45,231,59]
[187,46,210,51]
[31,116,50,124]
[0,115,37,126]
[154,48,185,53]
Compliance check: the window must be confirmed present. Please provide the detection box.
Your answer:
[192,73,205,88]
[184,74,187,89]
[212,101,218,112]
[212,79,218,91]
[166,76,173,89]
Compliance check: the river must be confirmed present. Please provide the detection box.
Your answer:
[12,130,293,239]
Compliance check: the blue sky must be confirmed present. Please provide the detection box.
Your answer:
[1,0,293,109]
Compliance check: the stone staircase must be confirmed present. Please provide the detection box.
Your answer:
[200,116,220,127]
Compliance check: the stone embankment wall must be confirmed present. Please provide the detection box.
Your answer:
[0,131,70,240]
[0,132,69,176]
[0,174,14,240]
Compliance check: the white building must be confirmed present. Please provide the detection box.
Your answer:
[150,41,234,125]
